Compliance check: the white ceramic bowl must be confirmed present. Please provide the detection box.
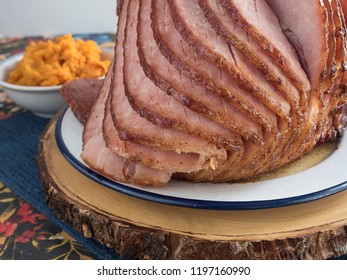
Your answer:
[0,49,113,118]
[0,53,67,118]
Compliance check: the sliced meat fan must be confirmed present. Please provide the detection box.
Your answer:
[62,0,347,187]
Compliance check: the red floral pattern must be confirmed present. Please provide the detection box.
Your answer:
[0,221,17,237]
[0,184,97,259]
[16,202,46,224]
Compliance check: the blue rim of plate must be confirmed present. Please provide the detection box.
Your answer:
[55,108,347,210]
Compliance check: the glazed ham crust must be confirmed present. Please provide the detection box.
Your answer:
[62,0,347,187]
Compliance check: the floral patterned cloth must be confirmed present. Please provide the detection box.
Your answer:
[0,92,25,120]
[0,34,115,260]
[0,183,96,259]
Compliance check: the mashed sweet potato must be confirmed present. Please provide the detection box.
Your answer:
[7,34,111,86]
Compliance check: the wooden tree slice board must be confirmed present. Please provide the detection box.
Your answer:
[37,117,347,260]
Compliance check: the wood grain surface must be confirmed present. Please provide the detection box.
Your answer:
[37,117,347,260]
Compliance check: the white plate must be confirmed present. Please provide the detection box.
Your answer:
[55,108,347,210]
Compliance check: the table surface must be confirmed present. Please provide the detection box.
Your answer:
[1,34,346,261]
[0,34,115,260]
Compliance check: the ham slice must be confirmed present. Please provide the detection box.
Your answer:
[334,0,347,78]
[81,62,172,187]
[103,92,207,173]
[221,0,310,96]
[80,0,172,187]
[124,0,242,152]
[60,78,102,125]
[107,0,224,160]
[265,0,328,91]
[198,0,303,110]
[66,0,347,186]
[337,0,347,91]
[168,0,291,121]
[104,0,224,173]
[138,0,262,144]
[61,76,207,173]
[152,0,278,132]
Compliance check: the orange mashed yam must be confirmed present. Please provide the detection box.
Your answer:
[7,34,111,86]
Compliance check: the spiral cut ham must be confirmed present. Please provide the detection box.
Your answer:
[62,0,347,187]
